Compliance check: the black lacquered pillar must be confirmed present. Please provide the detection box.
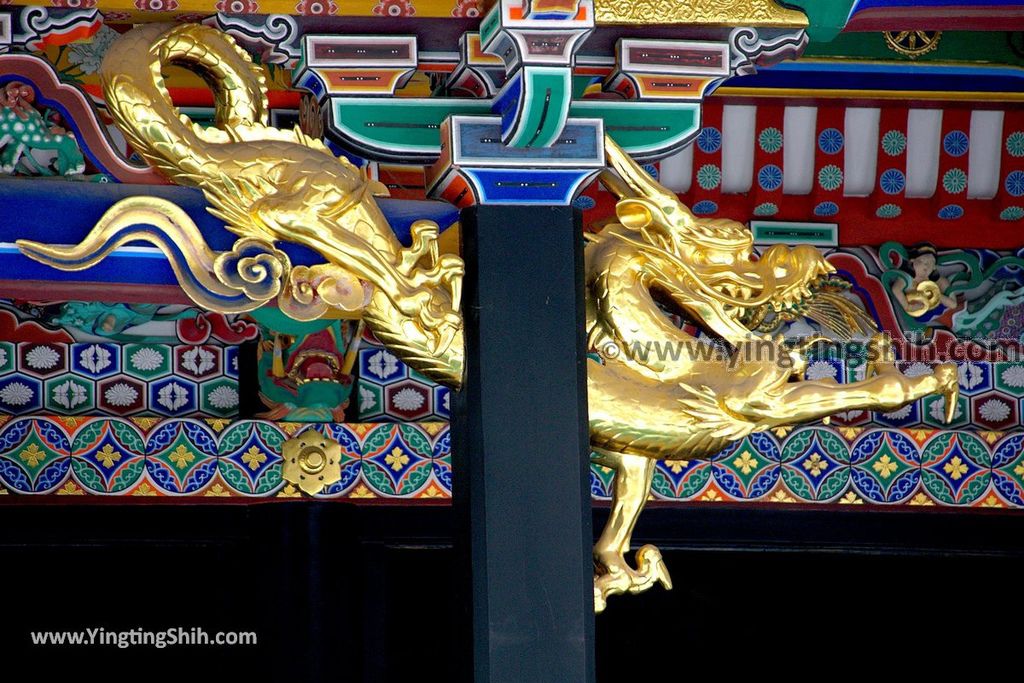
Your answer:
[453,205,595,683]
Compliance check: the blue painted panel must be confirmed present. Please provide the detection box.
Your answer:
[853,0,1021,10]
[726,60,1024,95]
[464,169,594,205]
[492,72,522,140]
[0,179,458,287]
[457,121,601,163]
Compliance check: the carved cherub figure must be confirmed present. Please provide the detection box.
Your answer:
[890,243,958,318]
[0,80,83,175]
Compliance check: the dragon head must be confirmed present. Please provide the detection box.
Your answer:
[600,136,839,342]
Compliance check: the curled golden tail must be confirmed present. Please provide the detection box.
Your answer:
[17,197,289,313]
[99,23,270,183]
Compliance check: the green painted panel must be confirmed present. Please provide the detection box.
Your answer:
[479,9,501,49]
[751,221,838,246]
[784,0,856,42]
[571,101,700,158]
[331,99,491,154]
[330,98,700,161]
[509,69,571,148]
[805,31,1024,66]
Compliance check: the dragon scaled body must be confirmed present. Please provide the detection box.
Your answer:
[17,25,958,613]
[587,138,959,610]
[17,24,464,387]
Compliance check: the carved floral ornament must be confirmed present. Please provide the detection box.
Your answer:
[593,0,807,26]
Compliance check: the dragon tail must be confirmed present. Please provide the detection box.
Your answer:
[16,196,286,313]
[99,23,270,184]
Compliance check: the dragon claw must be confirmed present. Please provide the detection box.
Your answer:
[593,544,672,613]
[934,363,959,423]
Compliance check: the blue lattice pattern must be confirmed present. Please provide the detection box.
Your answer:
[355,329,449,422]
[590,425,1024,509]
[0,416,451,499]
[803,359,1024,432]
[0,342,240,418]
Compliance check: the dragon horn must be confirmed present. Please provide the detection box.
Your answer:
[602,134,677,208]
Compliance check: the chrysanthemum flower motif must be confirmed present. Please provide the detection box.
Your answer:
[1001,364,1024,388]
[1006,171,1024,197]
[392,387,424,411]
[938,204,964,220]
[876,203,902,219]
[817,128,843,155]
[131,347,164,371]
[104,382,138,407]
[1006,131,1024,158]
[1000,207,1024,221]
[52,380,87,409]
[359,386,377,411]
[943,130,969,157]
[757,164,782,191]
[696,164,721,190]
[79,344,111,374]
[758,127,782,154]
[879,169,905,195]
[0,382,33,406]
[817,165,843,191]
[881,130,906,156]
[805,360,838,381]
[880,404,913,420]
[158,383,189,411]
[25,345,59,370]
[814,201,839,217]
[904,362,933,378]
[208,385,238,410]
[942,168,967,194]
[697,127,722,154]
[979,398,1011,423]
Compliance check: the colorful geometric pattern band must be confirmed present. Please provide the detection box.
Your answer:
[590,424,1024,509]
[0,416,451,499]
[0,342,240,418]
[355,329,448,422]
[807,360,1024,432]
[1,416,1023,509]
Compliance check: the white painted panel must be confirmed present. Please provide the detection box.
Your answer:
[722,104,755,193]
[906,108,941,198]
[783,106,816,195]
[843,107,880,197]
[968,109,1003,199]
[659,142,692,193]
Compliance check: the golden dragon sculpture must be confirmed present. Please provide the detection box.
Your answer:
[16,23,464,387]
[17,25,958,612]
[587,139,958,611]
